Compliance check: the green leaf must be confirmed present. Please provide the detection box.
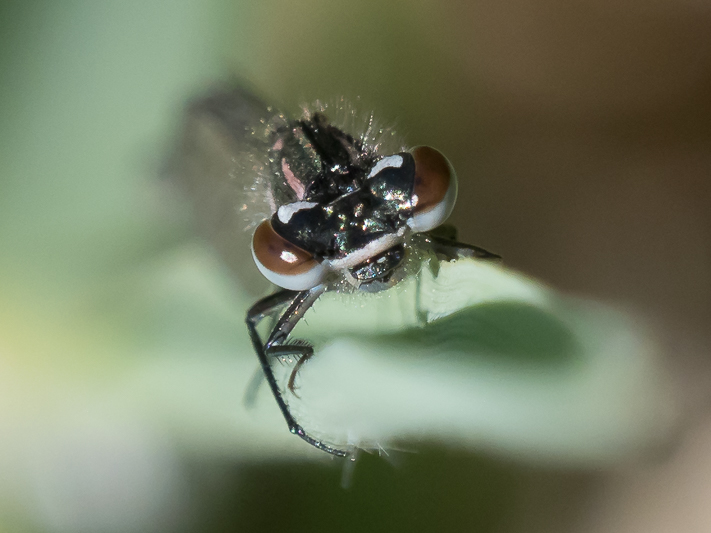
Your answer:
[286,258,677,464]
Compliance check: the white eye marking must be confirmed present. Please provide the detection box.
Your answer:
[407,180,457,233]
[277,201,319,224]
[367,155,403,178]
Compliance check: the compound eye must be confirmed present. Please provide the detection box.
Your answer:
[407,146,458,233]
[251,220,326,290]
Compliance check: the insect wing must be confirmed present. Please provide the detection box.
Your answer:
[168,86,276,295]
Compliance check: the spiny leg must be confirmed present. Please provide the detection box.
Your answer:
[246,285,349,457]
[243,366,264,408]
[418,229,501,262]
[259,343,315,397]
[426,223,459,241]
[412,228,502,324]
[287,346,314,396]
[244,344,313,407]
[244,310,314,405]
[243,289,299,407]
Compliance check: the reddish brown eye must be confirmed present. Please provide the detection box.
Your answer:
[408,146,458,232]
[251,220,326,290]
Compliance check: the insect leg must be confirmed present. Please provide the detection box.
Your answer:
[418,231,502,262]
[246,286,349,457]
[244,344,313,407]
[243,366,265,408]
[426,223,459,241]
[286,346,314,396]
[242,290,299,408]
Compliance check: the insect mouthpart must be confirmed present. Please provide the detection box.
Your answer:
[349,244,405,285]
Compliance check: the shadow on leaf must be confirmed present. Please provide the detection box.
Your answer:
[374,301,581,366]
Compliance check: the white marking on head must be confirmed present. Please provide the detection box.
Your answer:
[367,155,404,178]
[325,230,406,270]
[277,201,319,224]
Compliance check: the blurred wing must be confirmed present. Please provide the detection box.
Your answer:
[168,85,276,296]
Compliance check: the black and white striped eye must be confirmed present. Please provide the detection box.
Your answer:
[407,146,458,233]
[251,220,326,290]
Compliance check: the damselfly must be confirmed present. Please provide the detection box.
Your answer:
[173,86,499,457]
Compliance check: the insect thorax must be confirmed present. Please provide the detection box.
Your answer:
[268,112,417,276]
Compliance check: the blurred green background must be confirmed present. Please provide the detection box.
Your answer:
[1,1,710,532]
